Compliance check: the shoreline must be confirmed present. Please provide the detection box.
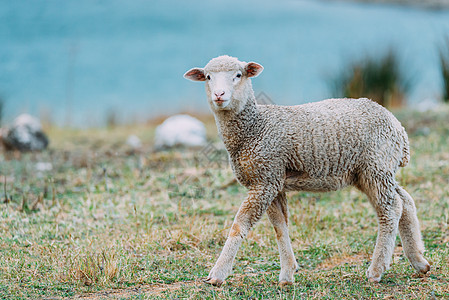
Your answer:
[337,0,449,9]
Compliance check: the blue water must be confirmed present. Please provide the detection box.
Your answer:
[1,0,449,126]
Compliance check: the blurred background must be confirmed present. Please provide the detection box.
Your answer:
[1,0,449,127]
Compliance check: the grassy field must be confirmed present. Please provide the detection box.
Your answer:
[0,107,448,299]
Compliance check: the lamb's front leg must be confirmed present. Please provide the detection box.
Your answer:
[205,188,276,286]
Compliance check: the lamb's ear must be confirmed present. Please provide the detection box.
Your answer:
[245,62,264,78]
[184,68,206,81]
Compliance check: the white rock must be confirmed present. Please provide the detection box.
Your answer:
[126,135,142,149]
[15,114,43,132]
[35,162,53,172]
[2,114,49,151]
[154,114,206,150]
[416,98,440,112]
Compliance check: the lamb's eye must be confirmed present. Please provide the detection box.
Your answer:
[206,75,211,80]
[236,73,242,78]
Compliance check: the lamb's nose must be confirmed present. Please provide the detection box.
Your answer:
[214,91,225,98]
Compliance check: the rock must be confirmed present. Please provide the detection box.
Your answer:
[35,162,53,172]
[126,135,142,149]
[416,98,440,112]
[35,162,53,177]
[2,114,49,151]
[154,114,206,150]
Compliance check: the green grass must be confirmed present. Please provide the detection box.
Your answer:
[0,108,448,299]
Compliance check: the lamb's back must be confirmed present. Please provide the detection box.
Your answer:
[258,98,408,179]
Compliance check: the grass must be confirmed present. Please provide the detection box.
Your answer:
[0,108,449,299]
[330,49,411,108]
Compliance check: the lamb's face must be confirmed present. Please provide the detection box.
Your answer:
[203,70,242,110]
[184,55,263,113]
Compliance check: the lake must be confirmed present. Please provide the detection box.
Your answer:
[1,0,449,126]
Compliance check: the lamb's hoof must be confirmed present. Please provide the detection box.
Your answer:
[417,263,431,274]
[204,277,223,287]
[414,260,431,274]
[367,276,381,283]
[366,268,382,283]
[279,280,293,287]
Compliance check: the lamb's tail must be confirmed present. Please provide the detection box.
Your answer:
[399,128,410,168]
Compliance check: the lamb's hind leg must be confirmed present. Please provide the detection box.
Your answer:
[266,191,298,286]
[396,186,430,274]
[359,175,403,282]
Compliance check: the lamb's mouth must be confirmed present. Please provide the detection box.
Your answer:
[214,99,228,106]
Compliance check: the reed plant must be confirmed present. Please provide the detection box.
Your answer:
[438,37,449,103]
[330,49,411,108]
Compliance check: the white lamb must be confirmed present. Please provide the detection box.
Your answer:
[184,55,430,286]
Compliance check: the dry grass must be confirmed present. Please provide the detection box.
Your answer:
[0,106,448,299]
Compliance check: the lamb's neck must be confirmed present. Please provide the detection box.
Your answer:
[214,98,260,154]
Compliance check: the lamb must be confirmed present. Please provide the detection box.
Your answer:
[183,55,430,286]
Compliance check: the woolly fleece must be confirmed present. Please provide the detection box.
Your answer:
[184,55,430,286]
